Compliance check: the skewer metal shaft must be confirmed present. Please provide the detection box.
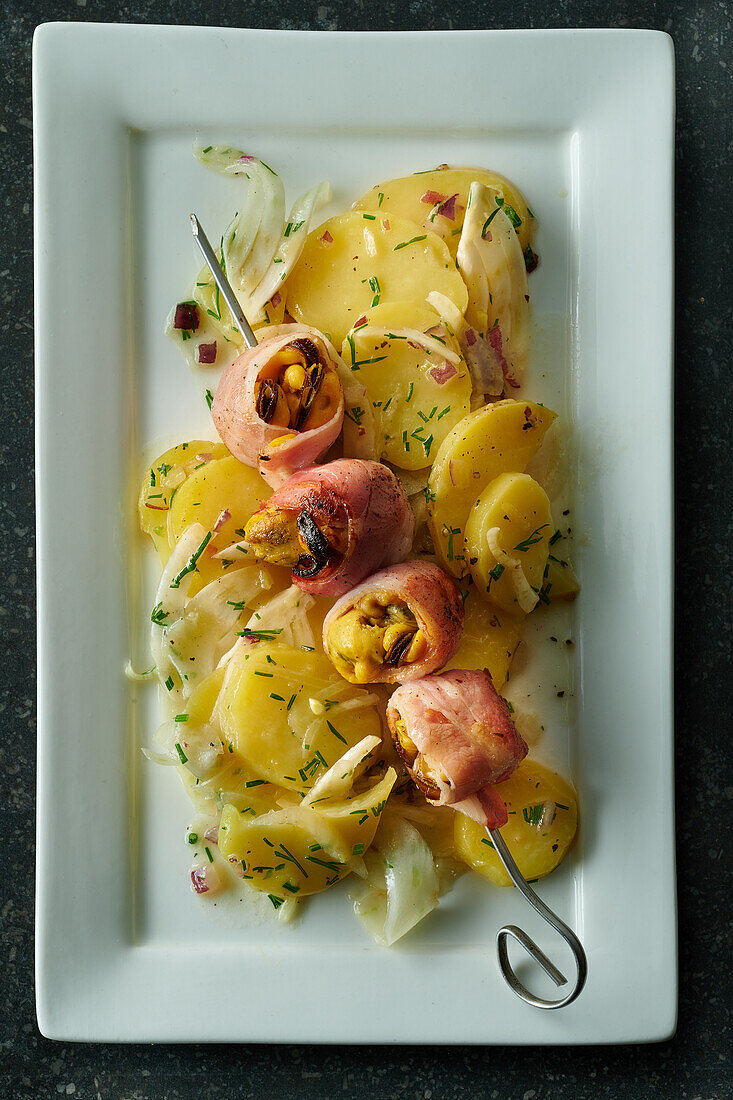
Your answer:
[189,213,258,349]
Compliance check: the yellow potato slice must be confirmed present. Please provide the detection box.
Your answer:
[443,588,522,689]
[427,399,557,576]
[218,766,395,900]
[545,556,580,603]
[175,667,289,817]
[286,211,467,347]
[215,643,383,791]
[353,167,535,256]
[454,760,578,886]
[168,455,271,593]
[218,806,350,898]
[465,472,553,613]
[138,440,228,560]
[341,300,472,470]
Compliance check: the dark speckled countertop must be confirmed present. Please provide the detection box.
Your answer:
[1,2,730,1097]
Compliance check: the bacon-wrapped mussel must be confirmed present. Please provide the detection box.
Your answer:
[211,327,344,487]
[386,668,528,828]
[322,560,463,684]
[244,459,414,597]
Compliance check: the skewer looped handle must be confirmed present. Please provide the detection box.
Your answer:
[488,828,587,1010]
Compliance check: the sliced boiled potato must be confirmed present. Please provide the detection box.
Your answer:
[341,300,471,470]
[353,167,535,257]
[427,399,557,576]
[215,643,383,792]
[454,760,578,887]
[545,555,580,602]
[465,472,553,614]
[218,805,350,898]
[138,440,228,560]
[218,764,395,899]
[303,767,396,862]
[176,668,288,817]
[168,455,271,593]
[286,211,467,347]
[443,588,522,689]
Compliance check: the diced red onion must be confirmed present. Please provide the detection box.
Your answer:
[238,155,256,162]
[145,502,169,511]
[229,856,245,878]
[204,825,220,844]
[195,452,214,463]
[488,325,520,389]
[421,190,447,206]
[429,361,457,385]
[437,193,458,221]
[190,863,222,895]
[213,509,231,533]
[319,230,334,245]
[270,290,282,307]
[449,460,456,486]
[383,218,391,230]
[196,341,217,364]
[464,327,477,347]
[354,315,367,329]
[174,303,199,331]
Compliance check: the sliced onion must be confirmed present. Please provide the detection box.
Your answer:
[243,585,316,650]
[247,181,332,321]
[486,526,538,614]
[457,182,530,379]
[303,735,382,806]
[349,816,439,946]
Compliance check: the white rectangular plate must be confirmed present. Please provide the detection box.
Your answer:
[34,23,676,1043]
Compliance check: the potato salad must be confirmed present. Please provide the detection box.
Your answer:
[137,146,579,944]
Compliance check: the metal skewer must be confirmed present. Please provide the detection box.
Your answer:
[488,827,587,1009]
[189,213,258,349]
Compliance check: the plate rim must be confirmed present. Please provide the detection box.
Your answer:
[33,20,676,1044]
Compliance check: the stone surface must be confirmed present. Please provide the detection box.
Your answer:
[0,2,730,1097]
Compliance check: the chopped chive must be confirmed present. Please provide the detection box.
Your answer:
[187,832,198,844]
[326,720,347,745]
[169,531,212,589]
[174,743,188,764]
[513,524,550,553]
[393,235,427,251]
[174,713,189,723]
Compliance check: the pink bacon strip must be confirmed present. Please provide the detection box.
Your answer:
[211,327,345,489]
[323,560,464,683]
[386,669,528,828]
[255,459,414,597]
